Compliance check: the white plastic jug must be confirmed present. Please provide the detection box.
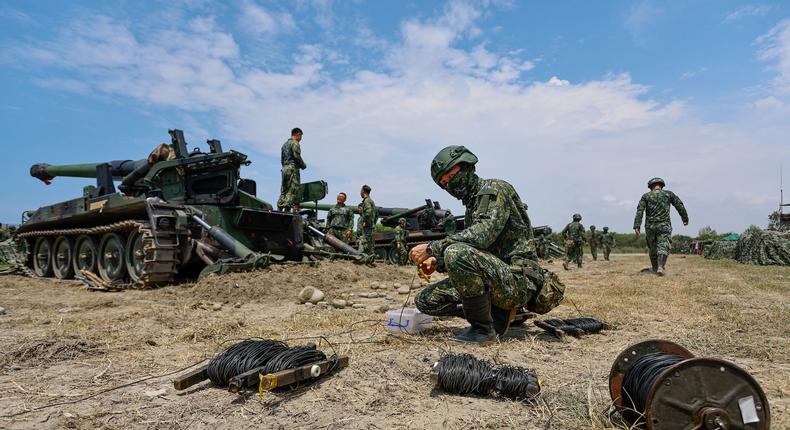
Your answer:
[385,307,433,334]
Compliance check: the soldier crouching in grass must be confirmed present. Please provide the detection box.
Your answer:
[409,146,565,345]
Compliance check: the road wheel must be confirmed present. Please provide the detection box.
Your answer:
[52,236,75,279]
[73,235,98,275]
[98,233,127,283]
[33,237,53,277]
[125,230,145,283]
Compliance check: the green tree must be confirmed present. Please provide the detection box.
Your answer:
[697,226,718,240]
[743,225,762,236]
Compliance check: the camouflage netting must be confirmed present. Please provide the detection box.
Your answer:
[734,230,790,266]
[703,240,737,260]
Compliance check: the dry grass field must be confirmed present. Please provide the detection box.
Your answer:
[0,254,787,429]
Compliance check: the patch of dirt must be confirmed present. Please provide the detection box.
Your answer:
[0,255,786,429]
[1,338,99,370]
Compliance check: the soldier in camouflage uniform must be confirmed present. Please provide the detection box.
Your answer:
[600,226,615,261]
[588,225,602,261]
[561,214,585,270]
[392,218,409,265]
[633,177,689,276]
[410,146,563,345]
[357,185,377,257]
[326,192,355,243]
[277,128,307,212]
[0,224,9,242]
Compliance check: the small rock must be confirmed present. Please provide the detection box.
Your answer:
[0,307,6,315]
[397,286,410,295]
[385,295,395,301]
[63,412,75,418]
[352,304,365,309]
[211,303,223,311]
[233,302,241,308]
[146,339,157,346]
[376,305,390,313]
[304,302,315,308]
[143,388,168,398]
[58,307,81,313]
[316,301,329,309]
[233,283,240,288]
[392,283,402,290]
[298,286,316,303]
[370,282,380,290]
[331,299,347,309]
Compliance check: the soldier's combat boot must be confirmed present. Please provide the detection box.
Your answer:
[562,261,569,270]
[492,305,517,337]
[656,255,667,276]
[451,295,496,345]
[641,255,658,273]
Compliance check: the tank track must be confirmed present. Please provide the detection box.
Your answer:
[16,220,179,289]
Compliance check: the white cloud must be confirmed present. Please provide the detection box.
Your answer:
[6,2,789,233]
[240,1,295,36]
[758,19,790,95]
[680,67,708,80]
[624,1,661,46]
[723,4,773,23]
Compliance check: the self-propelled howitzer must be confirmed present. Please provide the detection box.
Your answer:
[17,129,324,286]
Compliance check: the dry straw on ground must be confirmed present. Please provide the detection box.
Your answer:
[0,255,787,429]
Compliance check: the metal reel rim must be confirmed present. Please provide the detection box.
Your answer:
[52,236,75,279]
[98,232,128,283]
[32,237,53,277]
[609,339,694,414]
[645,357,771,430]
[73,235,98,275]
[125,230,145,283]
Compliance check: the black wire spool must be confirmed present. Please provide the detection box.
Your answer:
[432,353,497,396]
[495,365,541,400]
[432,353,540,400]
[609,340,771,429]
[535,317,607,338]
[206,339,290,386]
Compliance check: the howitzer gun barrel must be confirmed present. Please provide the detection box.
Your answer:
[31,159,147,183]
[380,204,429,225]
[191,215,255,259]
[306,224,361,255]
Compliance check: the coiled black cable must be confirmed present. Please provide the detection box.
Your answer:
[621,352,684,421]
[207,339,289,386]
[435,353,540,399]
[495,365,540,400]
[261,344,327,374]
[535,317,607,337]
[436,353,497,395]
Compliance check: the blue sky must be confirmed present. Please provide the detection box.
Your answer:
[1,0,789,234]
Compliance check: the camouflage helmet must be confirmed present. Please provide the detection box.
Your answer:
[647,177,665,188]
[431,146,478,185]
[590,225,596,230]
[603,226,609,232]
[573,213,582,221]
[398,217,407,224]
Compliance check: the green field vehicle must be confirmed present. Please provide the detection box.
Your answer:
[16,129,327,286]
[302,200,553,263]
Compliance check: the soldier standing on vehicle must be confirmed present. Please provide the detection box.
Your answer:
[392,218,409,265]
[277,128,307,212]
[326,192,355,243]
[633,177,689,276]
[410,146,564,345]
[600,226,615,261]
[358,185,377,257]
[588,225,602,261]
[562,214,585,270]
